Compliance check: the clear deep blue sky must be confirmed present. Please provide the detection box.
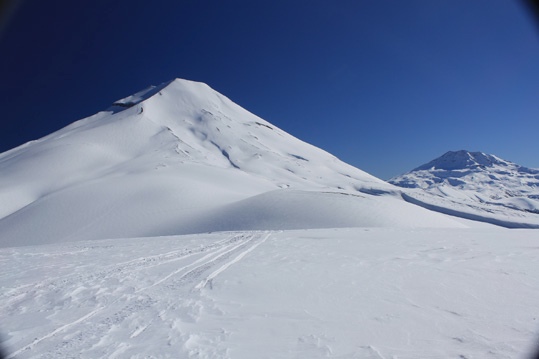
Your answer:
[1,0,538,179]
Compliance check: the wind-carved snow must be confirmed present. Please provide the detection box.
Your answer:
[111,83,168,110]
[390,150,539,228]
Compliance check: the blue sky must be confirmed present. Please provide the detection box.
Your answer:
[1,0,538,179]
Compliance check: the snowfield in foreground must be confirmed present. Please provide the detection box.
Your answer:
[1,228,538,359]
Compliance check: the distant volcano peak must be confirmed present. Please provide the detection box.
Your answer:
[413,150,508,171]
[389,150,539,224]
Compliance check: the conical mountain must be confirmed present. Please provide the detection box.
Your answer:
[412,150,512,172]
[0,79,465,246]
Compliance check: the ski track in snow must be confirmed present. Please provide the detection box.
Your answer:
[1,231,271,359]
[1,79,538,359]
[1,228,539,358]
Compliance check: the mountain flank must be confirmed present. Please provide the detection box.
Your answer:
[0,79,468,247]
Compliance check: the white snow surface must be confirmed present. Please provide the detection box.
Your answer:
[1,228,538,358]
[1,79,539,358]
[0,79,469,247]
[390,150,539,228]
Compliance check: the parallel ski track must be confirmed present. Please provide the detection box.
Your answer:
[0,233,241,309]
[5,231,271,359]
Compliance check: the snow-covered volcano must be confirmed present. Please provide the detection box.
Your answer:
[0,79,467,247]
[1,82,538,359]
[408,150,516,172]
[390,150,539,227]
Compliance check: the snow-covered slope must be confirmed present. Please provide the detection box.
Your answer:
[0,79,466,247]
[1,82,538,359]
[390,150,539,228]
